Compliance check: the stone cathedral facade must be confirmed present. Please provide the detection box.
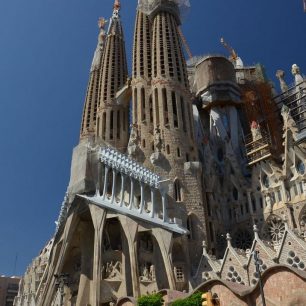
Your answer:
[14,1,306,305]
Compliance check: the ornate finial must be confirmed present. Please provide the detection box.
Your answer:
[291,64,300,76]
[276,70,288,93]
[114,0,120,10]
[253,224,259,239]
[291,64,304,86]
[226,233,232,247]
[98,17,107,29]
[202,240,208,255]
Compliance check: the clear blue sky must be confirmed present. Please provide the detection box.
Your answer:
[0,0,305,276]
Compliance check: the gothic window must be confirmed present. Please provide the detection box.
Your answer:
[262,174,269,188]
[232,229,253,250]
[187,214,196,240]
[297,160,305,175]
[177,147,181,157]
[174,179,183,202]
[166,145,170,155]
[186,153,190,162]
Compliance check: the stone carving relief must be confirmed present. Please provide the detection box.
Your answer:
[251,121,262,142]
[139,263,155,282]
[102,261,122,281]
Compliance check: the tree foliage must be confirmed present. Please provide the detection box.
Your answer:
[137,293,164,306]
[171,292,202,306]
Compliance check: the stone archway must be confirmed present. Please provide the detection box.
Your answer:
[137,231,170,295]
[101,218,133,304]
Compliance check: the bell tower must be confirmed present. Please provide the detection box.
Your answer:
[96,0,129,152]
[80,18,107,141]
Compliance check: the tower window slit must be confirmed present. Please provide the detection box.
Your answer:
[102,112,106,140]
[180,97,187,132]
[172,91,178,128]
[134,88,138,123]
[117,110,120,139]
[110,110,114,140]
[141,87,146,122]
[162,88,169,126]
[154,88,159,126]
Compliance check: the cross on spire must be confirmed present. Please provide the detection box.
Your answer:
[114,0,120,10]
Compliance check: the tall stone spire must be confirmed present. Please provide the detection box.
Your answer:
[149,0,198,168]
[96,0,129,151]
[80,18,107,141]
[133,0,207,262]
[129,8,153,165]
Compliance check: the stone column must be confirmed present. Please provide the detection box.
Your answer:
[129,178,134,210]
[76,221,94,306]
[119,216,140,297]
[111,169,117,203]
[139,183,145,214]
[89,206,107,306]
[102,166,109,199]
[150,188,155,218]
[120,174,126,207]
[161,193,168,222]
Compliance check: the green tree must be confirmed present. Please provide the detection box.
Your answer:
[137,293,164,306]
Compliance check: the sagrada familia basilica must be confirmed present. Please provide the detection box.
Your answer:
[14,0,306,305]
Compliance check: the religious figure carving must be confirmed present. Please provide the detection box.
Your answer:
[154,125,163,153]
[128,124,140,157]
[250,121,262,142]
[139,263,155,282]
[102,261,122,280]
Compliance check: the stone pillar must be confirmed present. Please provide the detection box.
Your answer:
[150,188,155,218]
[119,216,140,297]
[120,174,126,207]
[139,183,145,214]
[153,228,176,290]
[88,206,107,306]
[76,221,94,306]
[111,169,116,203]
[102,166,109,199]
[129,178,134,210]
[161,192,168,222]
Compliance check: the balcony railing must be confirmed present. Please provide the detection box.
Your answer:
[274,80,306,135]
[244,129,272,165]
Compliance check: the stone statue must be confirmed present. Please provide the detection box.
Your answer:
[265,195,272,212]
[154,125,163,153]
[250,121,262,142]
[103,261,122,280]
[128,124,140,157]
[149,264,155,281]
[276,70,288,93]
[140,263,155,282]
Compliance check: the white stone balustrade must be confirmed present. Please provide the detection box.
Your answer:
[79,147,187,234]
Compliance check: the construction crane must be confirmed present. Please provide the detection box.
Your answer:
[220,37,238,61]
[178,26,193,59]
